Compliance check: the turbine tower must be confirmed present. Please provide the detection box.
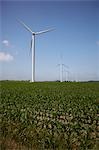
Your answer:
[18,20,54,82]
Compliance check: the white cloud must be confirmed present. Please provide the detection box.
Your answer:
[2,40,10,47]
[0,52,14,62]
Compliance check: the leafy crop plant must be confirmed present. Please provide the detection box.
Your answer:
[0,81,99,149]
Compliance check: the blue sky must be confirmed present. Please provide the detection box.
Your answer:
[0,0,99,81]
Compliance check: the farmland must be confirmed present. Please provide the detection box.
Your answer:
[0,81,99,150]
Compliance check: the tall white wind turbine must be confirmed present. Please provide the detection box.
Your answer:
[18,20,54,82]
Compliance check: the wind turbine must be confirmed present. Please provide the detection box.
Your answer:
[57,64,69,82]
[63,69,69,81]
[18,20,54,82]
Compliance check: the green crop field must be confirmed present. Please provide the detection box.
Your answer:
[0,81,99,150]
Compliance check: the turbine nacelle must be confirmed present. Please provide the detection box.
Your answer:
[32,33,35,36]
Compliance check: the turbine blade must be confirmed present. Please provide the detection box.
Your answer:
[62,64,69,69]
[17,19,35,34]
[35,28,55,35]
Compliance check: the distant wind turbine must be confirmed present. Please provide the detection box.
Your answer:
[63,69,69,81]
[57,64,69,82]
[18,19,54,82]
